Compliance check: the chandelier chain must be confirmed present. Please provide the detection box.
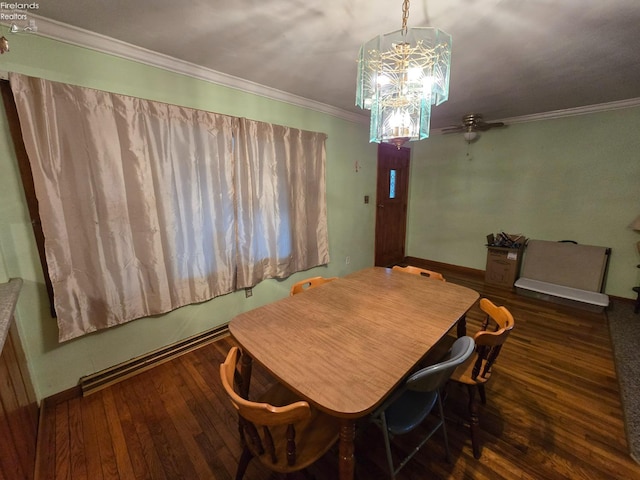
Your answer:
[401,0,410,33]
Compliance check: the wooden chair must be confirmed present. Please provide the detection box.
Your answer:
[448,298,515,459]
[371,336,475,479]
[289,276,338,296]
[220,347,340,479]
[392,265,446,282]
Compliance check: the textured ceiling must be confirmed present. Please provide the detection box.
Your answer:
[22,0,640,129]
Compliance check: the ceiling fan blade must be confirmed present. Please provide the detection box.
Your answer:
[441,115,506,135]
[475,121,505,131]
[441,126,464,133]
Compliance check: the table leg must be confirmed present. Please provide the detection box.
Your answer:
[338,419,356,480]
[457,314,467,337]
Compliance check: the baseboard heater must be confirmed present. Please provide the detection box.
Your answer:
[80,324,230,396]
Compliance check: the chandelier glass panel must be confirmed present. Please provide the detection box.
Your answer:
[356,1,452,148]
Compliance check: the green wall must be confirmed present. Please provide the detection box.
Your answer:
[0,33,377,400]
[2,30,639,401]
[407,108,640,299]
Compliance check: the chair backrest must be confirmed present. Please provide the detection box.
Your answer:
[392,265,446,282]
[471,298,515,380]
[406,336,475,392]
[220,347,310,464]
[289,276,338,295]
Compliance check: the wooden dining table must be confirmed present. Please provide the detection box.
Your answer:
[229,266,479,479]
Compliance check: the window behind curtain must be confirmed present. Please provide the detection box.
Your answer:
[9,73,329,342]
[235,118,329,288]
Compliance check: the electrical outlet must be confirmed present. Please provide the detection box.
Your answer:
[345,256,350,264]
[245,288,252,298]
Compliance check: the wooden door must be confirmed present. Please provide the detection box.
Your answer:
[374,143,410,266]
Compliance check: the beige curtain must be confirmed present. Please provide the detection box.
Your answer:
[235,119,329,287]
[9,73,328,341]
[10,73,237,341]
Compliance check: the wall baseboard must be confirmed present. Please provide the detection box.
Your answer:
[403,256,485,278]
[79,324,230,397]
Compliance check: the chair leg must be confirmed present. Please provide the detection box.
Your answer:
[235,446,254,480]
[456,314,467,337]
[380,412,397,480]
[436,392,452,463]
[466,385,482,459]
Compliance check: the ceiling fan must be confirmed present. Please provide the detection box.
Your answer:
[441,113,506,142]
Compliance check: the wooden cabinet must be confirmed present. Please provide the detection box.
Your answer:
[0,279,38,480]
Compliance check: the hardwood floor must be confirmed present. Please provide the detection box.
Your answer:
[37,266,640,479]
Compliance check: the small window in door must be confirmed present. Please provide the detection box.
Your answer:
[389,169,397,199]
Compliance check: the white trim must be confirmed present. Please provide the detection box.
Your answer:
[436,96,640,134]
[495,97,640,126]
[5,14,640,129]
[6,14,368,124]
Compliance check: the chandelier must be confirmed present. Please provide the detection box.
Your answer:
[356,0,452,148]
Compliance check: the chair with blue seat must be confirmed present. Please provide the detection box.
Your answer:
[371,336,476,479]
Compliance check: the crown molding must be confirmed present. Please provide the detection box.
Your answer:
[496,97,640,126]
[6,15,640,130]
[434,96,640,134]
[8,14,368,124]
